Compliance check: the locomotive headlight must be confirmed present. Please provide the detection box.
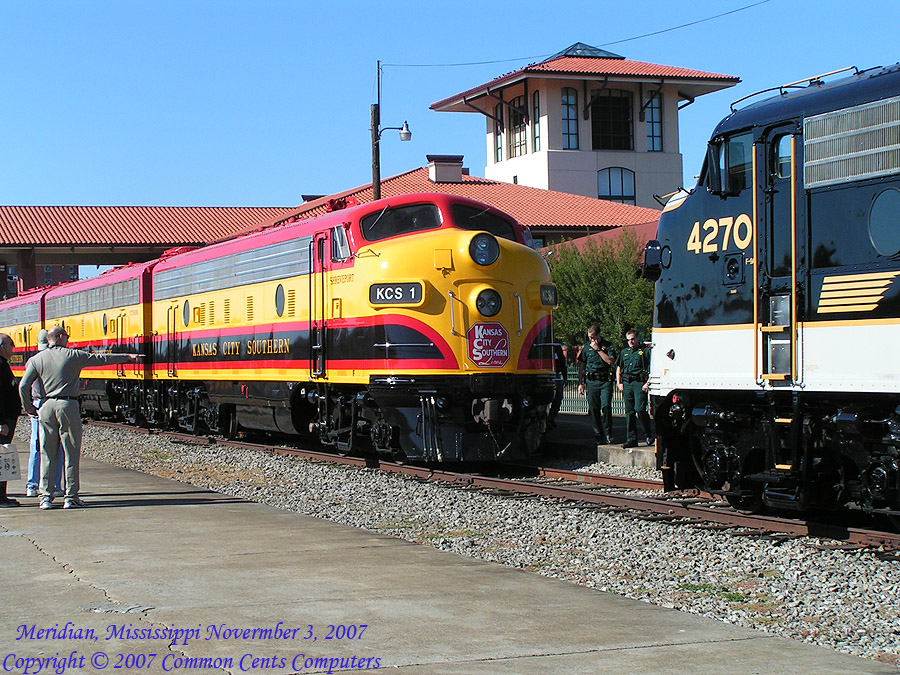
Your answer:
[476,288,502,317]
[469,233,499,266]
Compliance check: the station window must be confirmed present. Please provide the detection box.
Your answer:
[508,96,526,158]
[598,167,636,205]
[494,103,503,162]
[645,91,662,152]
[592,89,633,151]
[562,88,579,150]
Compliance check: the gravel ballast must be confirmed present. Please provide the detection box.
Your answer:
[47,423,900,668]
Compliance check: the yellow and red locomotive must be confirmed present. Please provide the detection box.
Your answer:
[1,193,558,462]
[645,65,900,517]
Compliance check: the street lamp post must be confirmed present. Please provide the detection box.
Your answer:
[371,60,411,201]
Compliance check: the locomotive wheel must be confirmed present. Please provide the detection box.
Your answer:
[221,404,239,440]
[725,489,764,514]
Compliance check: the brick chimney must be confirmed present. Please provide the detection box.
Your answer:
[427,155,464,183]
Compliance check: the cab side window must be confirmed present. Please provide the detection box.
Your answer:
[707,131,754,196]
[332,225,351,261]
[774,134,792,179]
[726,133,753,194]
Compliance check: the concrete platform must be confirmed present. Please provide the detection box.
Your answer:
[0,449,890,674]
[544,412,657,468]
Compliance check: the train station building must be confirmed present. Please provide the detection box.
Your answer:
[431,42,738,209]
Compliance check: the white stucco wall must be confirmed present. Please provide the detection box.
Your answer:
[481,79,685,208]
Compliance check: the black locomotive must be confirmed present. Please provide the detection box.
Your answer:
[644,64,900,518]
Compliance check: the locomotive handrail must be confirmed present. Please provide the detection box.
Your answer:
[448,290,459,336]
[730,85,804,113]
[780,66,859,89]
[373,342,436,349]
[653,188,684,207]
[730,66,859,112]
[790,134,799,384]
[514,292,523,335]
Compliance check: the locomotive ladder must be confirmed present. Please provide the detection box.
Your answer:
[310,234,327,378]
[754,134,801,386]
[753,133,803,478]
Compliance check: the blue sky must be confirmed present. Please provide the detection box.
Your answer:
[1,0,899,208]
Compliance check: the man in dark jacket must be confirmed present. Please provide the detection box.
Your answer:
[615,330,653,449]
[0,333,22,507]
[577,325,615,444]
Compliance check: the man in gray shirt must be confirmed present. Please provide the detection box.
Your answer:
[19,326,141,510]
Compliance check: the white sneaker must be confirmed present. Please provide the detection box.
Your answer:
[39,497,54,510]
[63,497,87,509]
[25,486,38,497]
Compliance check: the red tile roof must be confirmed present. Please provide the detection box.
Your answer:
[235,167,660,237]
[431,48,739,112]
[0,205,296,247]
[549,221,659,252]
[526,56,738,81]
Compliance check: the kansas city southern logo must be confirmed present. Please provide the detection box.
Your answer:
[467,322,509,368]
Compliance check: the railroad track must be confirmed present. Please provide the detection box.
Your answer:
[498,463,665,492]
[90,421,900,551]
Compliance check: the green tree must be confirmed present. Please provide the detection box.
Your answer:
[548,229,654,349]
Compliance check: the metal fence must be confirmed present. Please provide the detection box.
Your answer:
[558,366,626,415]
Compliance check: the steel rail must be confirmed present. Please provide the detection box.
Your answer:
[372,464,900,550]
[88,421,900,550]
[531,466,663,491]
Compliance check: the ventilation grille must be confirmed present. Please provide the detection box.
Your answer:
[224,299,231,324]
[287,290,296,317]
[804,95,900,188]
[246,296,254,323]
[208,301,215,326]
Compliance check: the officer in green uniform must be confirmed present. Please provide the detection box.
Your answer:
[577,325,615,444]
[615,330,653,449]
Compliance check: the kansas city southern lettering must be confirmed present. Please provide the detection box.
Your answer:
[222,340,241,356]
[247,338,290,355]
[193,343,218,357]
[192,338,291,358]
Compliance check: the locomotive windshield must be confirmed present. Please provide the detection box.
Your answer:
[451,204,519,242]
[360,203,442,242]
